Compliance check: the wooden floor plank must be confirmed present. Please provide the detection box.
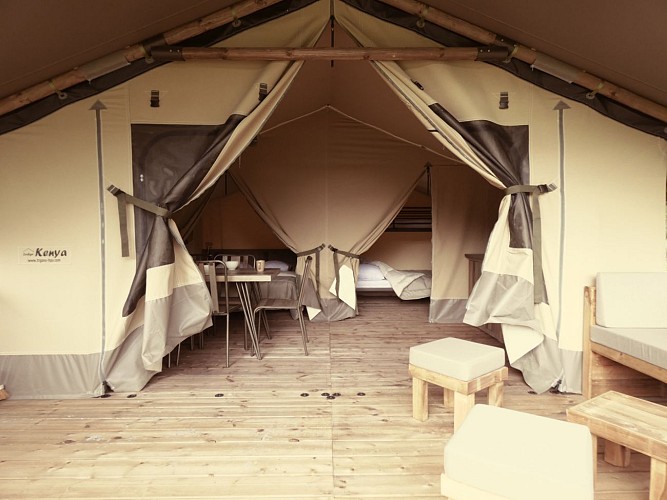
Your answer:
[0,295,659,498]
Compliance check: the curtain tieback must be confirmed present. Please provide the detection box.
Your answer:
[504,183,557,304]
[107,185,172,257]
[297,244,325,291]
[328,245,361,298]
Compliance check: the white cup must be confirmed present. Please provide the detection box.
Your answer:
[256,260,265,272]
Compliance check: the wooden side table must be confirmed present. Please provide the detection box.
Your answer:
[567,390,667,500]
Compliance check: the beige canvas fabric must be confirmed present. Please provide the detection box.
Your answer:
[429,164,503,322]
[231,107,435,320]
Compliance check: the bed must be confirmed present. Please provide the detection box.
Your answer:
[357,261,432,300]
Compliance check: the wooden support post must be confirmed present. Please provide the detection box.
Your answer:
[604,441,632,467]
[453,392,475,431]
[487,381,504,407]
[649,458,667,500]
[443,387,453,408]
[412,376,428,421]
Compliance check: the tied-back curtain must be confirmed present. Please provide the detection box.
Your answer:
[105,6,330,390]
[230,107,431,321]
[109,62,303,384]
[335,0,563,393]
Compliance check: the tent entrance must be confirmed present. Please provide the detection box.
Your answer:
[113,3,571,395]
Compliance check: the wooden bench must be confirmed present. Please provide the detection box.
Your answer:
[567,390,667,500]
[582,272,667,399]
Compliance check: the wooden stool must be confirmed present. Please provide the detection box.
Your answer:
[442,404,594,499]
[409,337,507,430]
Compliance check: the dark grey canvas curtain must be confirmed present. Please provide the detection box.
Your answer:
[122,118,244,315]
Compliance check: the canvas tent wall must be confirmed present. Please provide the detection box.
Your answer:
[0,0,664,398]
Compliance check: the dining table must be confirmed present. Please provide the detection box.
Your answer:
[214,267,280,360]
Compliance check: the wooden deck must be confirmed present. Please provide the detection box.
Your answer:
[0,296,655,498]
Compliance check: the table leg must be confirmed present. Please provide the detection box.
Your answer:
[236,283,262,360]
[649,458,667,500]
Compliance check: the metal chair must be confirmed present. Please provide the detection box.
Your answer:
[252,256,312,356]
[214,253,256,270]
[198,259,244,367]
[215,253,271,341]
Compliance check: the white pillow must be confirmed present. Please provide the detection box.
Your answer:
[266,260,290,271]
[359,263,385,281]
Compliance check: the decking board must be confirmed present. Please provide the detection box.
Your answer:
[0,296,659,498]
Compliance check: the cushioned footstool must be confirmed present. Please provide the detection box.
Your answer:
[442,404,594,499]
[409,337,507,430]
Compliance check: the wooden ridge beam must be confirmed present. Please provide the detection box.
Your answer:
[151,45,508,62]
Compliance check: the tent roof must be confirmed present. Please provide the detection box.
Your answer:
[2,0,665,110]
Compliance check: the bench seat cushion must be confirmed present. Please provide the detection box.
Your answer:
[444,404,594,500]
[590,325,667,370]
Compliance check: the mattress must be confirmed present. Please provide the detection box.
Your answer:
[356,279,392,290]
[356,261,431,299]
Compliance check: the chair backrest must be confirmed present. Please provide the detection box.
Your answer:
[197,259,230,314]
[214,254,256,270]
[296,256,313,308]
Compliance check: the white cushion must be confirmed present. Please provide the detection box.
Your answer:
[358,263,385,281]
[409,338,505,381]
[596,272,667,328]
[591,325,667,370]
[444,404,594,500]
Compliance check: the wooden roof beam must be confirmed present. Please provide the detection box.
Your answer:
[150,45,509,62]
[378,0,667,124]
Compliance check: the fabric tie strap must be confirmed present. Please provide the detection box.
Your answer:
[107,185,172,257]
[327,244,361,298]
[297,244,325,291]
[504,183,557,304]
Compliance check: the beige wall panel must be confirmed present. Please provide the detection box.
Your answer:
[200,191,285,249]
[558,104,666,350]
[363,232,432,270]
[431,164,503,300]
[129,1,329,125]
[1,92,122,354]
[98,87,143,351]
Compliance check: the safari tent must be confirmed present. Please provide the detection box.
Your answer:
[0,0,665,399]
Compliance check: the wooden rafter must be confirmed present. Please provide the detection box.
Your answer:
[0,0,665,125]
[0,0,284,117]
[379,0,667,124]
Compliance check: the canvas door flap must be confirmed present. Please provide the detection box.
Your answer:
[335,2,566,393]
[110,5,330,388]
